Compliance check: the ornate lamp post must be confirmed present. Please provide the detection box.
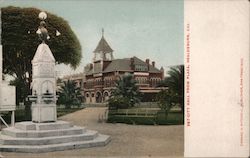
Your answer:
[36,11,50,42]
[29,11,58,123]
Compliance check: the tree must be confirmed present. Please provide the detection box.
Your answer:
[158,65,184,114]
[57,80,82,109]
[156,89,176,119]
[2,7,82,109]
[110,74,141,108]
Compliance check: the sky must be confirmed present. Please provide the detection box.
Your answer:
[1,0,184,77]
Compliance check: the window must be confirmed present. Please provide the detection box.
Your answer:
[135,64,148,71]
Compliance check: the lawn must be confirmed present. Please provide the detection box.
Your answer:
[107,108,183,125]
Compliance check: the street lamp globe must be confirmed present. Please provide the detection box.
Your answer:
[38,11,47,20]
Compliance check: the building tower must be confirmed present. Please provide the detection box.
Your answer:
[92,29,114,72]
[93,28,114,61]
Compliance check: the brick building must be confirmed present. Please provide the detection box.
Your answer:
[83,31,165,103]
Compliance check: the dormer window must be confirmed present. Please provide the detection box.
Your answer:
[135,64,148,71]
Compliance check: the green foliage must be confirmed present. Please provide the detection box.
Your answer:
[158,65,184,113]
[108,96,130,109]
[110,74,141,108]
[2,6,82,71]
[2,6,82,105]
[107,109,183,125]
[156,89,176,119]
[57,80,82,109]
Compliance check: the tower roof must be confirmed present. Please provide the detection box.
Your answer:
[93,33,113,53]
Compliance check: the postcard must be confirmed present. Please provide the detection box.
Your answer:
[0,0,249,158]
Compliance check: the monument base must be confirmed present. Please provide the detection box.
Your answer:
[0,121,110,153]
[31,103,57,123]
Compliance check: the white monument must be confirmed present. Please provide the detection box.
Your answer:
[30,41,57,122]
[0,8,16,127]
[0,11,110,153]
[29,11,57,123]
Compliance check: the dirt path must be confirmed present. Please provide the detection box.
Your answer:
[2,107,184,158]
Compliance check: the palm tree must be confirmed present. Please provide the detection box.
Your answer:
[111,74,141,107]
[57,80,82,109]
[158,65,184,114]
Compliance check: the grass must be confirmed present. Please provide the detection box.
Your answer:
[107,108,183,125]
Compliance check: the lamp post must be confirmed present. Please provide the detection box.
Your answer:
[29,11,58,123]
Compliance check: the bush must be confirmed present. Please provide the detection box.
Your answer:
[108,96,130,110]
[107,109,183,125]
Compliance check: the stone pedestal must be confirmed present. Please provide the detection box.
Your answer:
[0,121,110,153]
[31,104,57,123]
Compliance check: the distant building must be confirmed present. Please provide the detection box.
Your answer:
[62,73,85,102]
[62,73,85,89]
[82,30,165,103]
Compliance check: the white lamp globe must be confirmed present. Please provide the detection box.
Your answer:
[38,12,47,20]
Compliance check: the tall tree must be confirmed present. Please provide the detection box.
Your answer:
[57,80,82,109]
[158,65,184,113]
[111,74,141,107]
[2,7,82,107]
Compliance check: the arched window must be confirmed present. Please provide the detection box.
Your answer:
[86,93,89,97]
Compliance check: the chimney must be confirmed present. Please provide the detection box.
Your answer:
[145,59,150,64]
[152,61,155,67]
[160,67,164,79]
[130,57,135,70]
[90,63,93,70]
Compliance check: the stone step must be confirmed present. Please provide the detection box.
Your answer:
[15,121,73,131]
[2,126,85,138]
[0,134,111,153]
[0,130,98,145]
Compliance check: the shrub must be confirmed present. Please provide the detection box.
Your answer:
[108,96,130,110]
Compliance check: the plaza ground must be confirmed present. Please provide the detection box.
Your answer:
[2,107,184,158]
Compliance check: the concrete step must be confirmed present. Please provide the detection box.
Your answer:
[0,130,98,145]
[2,126,85,138]
[15,121,73,131]
[0,134,111,153]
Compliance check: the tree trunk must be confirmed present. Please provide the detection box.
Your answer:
[165,110,168,121]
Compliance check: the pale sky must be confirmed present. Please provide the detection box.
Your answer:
[1,0,184,77]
